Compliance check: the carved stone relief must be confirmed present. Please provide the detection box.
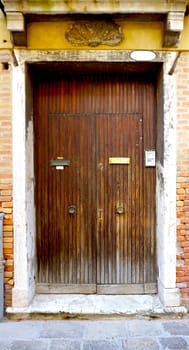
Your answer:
[65,20,124,47]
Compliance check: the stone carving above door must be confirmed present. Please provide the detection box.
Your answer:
[65,20,124,47]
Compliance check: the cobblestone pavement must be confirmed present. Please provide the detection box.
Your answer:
[0,318,189,349]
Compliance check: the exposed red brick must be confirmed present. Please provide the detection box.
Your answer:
[176,52,189,305]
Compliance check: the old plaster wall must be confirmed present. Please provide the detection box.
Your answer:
[27,16,189,51]
[0,10,11,49]
[156,53,180,306]
[12,61,35,307]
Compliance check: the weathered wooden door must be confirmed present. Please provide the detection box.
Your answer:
[34,71,157,294]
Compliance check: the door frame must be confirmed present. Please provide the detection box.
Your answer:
[11,49,180,308]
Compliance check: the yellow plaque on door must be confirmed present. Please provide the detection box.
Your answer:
[109,157,130,164]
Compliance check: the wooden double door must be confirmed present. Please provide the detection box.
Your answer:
[34,70,157,294]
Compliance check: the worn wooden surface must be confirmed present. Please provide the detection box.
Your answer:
[34,70,156,294]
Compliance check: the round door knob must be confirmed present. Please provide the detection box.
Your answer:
[68,205,77,214]
[116,206,125,214]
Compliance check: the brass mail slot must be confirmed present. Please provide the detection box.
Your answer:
[50,159,70,167]
[109,157,130,164]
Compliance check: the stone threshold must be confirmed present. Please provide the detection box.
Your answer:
[6,295,188,320]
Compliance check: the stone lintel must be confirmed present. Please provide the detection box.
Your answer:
[164,11,185,47]
[4,0,187,14]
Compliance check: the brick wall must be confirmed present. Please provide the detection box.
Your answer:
[0,62,13,307]
[176,52,189,306]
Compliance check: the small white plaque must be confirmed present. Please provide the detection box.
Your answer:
[145,150,156,167]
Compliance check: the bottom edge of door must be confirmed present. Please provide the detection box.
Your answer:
[36,283,157,294]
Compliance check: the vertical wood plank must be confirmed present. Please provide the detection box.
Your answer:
[34,69,157,293]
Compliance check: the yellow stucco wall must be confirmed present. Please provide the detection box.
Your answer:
[27,16,189,51]
[181,16,189,49]
[0,12,11,49]
[1,11,189,51]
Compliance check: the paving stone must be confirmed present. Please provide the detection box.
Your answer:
[127,320,163,337]
[121,339,128,349]
[126,338,160,350]
[40,320,84,339]
[1,319,189,350]
[84,320,127,339]
[0,341,12,350]
[162,321,189,336]
[49,340,81,350]
[0,321,43,339]
[159,337,189,350]
[10,340,49,350]
[83,340,122,350]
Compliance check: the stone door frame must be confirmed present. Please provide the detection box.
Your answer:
[11,49,180,308]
